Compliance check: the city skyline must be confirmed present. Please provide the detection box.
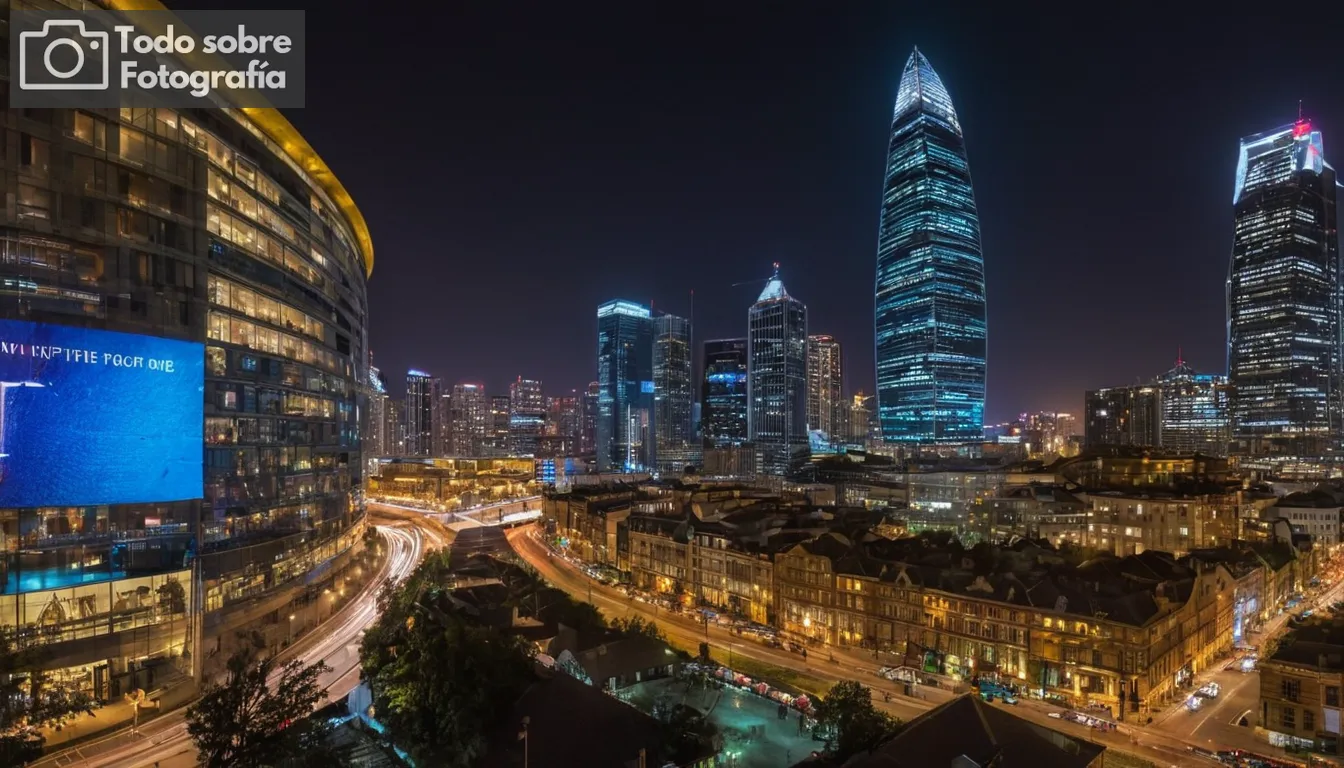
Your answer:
[278,5,1344,423]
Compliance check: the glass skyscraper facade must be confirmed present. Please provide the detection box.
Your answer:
[405,370,439,457]
[1158,361,1230,457]
[748,269,808,476]
[0,39,371,701]
[806,334,844,444]
[596,300,656,472]
[874,48,986,444]
[448,382,488,456]
[509,377,546,457]
[1227,120,1340,457]
[702,338,749,448]
[654,314,695,472]
[1084,385,1160,449]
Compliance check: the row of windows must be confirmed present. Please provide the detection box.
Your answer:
[208,274,324,341]
[207,310,340,373]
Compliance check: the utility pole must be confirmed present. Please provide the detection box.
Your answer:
[520,716,530,768]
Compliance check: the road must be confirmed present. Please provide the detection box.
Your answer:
[1148,571,1344,757]
[36,515,442,768]
[506,524,1254,768]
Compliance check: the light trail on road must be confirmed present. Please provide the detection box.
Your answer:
[37,521,433,768]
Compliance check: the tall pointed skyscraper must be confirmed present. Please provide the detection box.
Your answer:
[748,265,808,476]
[874,48,986,444]
[1227,119,1340,457]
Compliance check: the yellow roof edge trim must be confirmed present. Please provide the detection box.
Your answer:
[105,0,374,278]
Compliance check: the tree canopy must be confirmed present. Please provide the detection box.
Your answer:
[813,680,901,761]
[359,549,536,767]
[185,641,331,768]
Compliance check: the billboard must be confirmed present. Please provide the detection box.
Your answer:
[0,319,204,507]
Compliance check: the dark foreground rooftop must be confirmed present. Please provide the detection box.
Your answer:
[841,694,1105,767]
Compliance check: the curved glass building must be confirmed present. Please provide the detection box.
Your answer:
[874,48,986,444]
[0,3,372,704]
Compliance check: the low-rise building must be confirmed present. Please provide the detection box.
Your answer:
[982,485,1084,541]
[1260,619,1344,754]
[1265,488,1344,552]
[1081,491,1242,556]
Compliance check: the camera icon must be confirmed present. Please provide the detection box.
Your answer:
[18,19,109,91]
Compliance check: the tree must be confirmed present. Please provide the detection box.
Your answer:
[611,615,664,640]
[185,642,332,768]
[661,704,718,765]
[0,628,94,766]
[540,590,606,634]
[812,680,901,761]
[360,549,537,767]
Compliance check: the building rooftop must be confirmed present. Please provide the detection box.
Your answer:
[842,693,1105,767]
[481,670,685,768]
[568,633,681,686]
[784,532,1207,628]
[1267,619,1344,672]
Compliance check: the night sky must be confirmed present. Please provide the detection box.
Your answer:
[235,2,1344,421]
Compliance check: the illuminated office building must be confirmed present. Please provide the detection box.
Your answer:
[703,339,749,448]
[448,382,488,456]
[1228,119,1340,457]
[489,395,512,456]
[544,393,583,457]
[1158,360,1230,457]
[582,381,600,455]
[405,370,441,457]
[874,48,986,444]
[1019,411,1078,458]
[509,377,546,457]
[806,334,844,444]
[748,267,808,476]
[654,314,695,472]
[596,300,656,472]
[1085,386,1160,449]
[849,392,876,445]
[368,366,389,458]
[0,68,372,699]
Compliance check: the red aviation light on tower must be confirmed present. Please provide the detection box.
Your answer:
[1294,120,1312,138]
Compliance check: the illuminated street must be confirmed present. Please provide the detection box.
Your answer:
[507,522,1285,768]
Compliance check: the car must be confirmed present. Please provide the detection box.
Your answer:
[1185,695,1202,711]
[1197,682,1221,698]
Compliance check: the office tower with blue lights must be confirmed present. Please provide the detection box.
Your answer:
[508,377,546,456]
[702,339,749,447]
[596,300,656,472]
[748,267,808,476]
[405,369,440,457]
[654,314,696,472]
[874,48,987,444]
[1228,119,1340,457]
